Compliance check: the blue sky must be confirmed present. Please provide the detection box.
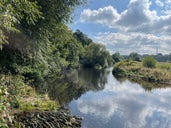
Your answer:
[70,0,171,55]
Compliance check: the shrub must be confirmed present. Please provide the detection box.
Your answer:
[0,75,26,127]
[0,76,13,128]
[112,62,126,75]
[143,56,157,68]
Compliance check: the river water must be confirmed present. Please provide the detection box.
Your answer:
[37,68,171,128]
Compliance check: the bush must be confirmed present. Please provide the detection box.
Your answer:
[0,76,13,128]
[0,75,27,127]
[112,62,126,76]
[143,56,157,68]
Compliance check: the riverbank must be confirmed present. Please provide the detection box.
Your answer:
[112,61,171,85]
[14,109,81,128]
[0,74,82,128]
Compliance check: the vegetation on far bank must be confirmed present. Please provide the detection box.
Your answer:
[112,52,171,63]
[112,60,171,85]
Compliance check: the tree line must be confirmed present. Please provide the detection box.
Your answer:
[112,52,171,63]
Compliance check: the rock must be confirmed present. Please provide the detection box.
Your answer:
[14,109,82,128]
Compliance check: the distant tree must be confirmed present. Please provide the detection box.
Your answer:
[112,52,122,63]
[143,56,157,68]
[81,43,112,68]
[129,52,141,61]
[169,53,171,62]
[153,53,171,62]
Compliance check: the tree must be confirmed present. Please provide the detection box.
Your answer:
[112,52,122,63]
[0,0,86,80]
[143,56,157,68]
[129,52,141,61]
[73,29,93,46]
[54,25,82,68]
[0,0,42,48]
[81,43,112,68]
[153,53,171,62]
[20,0,85,41]
[18,0,86,70]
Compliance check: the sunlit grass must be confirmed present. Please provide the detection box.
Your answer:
[17,86,60,111]
[113,61,171,84]
[156,62,171,71]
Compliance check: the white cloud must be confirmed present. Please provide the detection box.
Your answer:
[73,73,171,127]
[79,0,171,54]
[80,6,119,25]
[165,0,171,4]
[94,32,171,55]
[155,0,164,7]
[77,94,118,118]
[80,0,159,29]
[117,0,158,27]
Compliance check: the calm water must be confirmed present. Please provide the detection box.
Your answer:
[37,68,171,128]
[69,68,171,128]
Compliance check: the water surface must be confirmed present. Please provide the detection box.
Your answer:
[68,68,171,128]
[37,68,171,128]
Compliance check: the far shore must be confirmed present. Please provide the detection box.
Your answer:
[112,61,171,85]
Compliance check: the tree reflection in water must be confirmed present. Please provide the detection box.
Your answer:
[114,76,171,91]
[35,68,109,105]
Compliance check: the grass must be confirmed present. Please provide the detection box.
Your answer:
[17,86,60,111]
[156,62,171,71]
[0,74,59,128]
[113,61,171,85]
[1,74,60,113]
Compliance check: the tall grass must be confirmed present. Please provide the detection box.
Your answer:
[0,74,60,127]
[157,62,171,71]
[113,61,171,84]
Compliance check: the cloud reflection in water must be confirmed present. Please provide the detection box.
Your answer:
[69,71,171,128]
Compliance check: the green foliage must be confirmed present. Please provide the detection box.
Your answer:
[112,52,122,63]
[157,62,171,71]
[32,23,83,73]
[0,75,25,127]
[20,0,85,44]
[51,24,82,68]
[0,74,60,127]
[16,1,85,75]
[143,56,157,68]
[113,61,171,84]
[153,53,171,62]
[0,0,87,73]
[112,61,137,75]
[37,0,84,23]
[0,48,47,82]
[129,52,141,62]
[73,29,93,46]
[0,0,113,82]
[80,43,113,68]
[122,53,171,63]
[0,0,42,48]
[0,0,85,74]
[0,76,12,128]
[112,62,126,75]
[0,0,87,85]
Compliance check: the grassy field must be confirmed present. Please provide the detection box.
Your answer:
[112,61,171,85]
[156,62,171,71]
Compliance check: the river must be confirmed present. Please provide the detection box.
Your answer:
[37,68,171,128]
